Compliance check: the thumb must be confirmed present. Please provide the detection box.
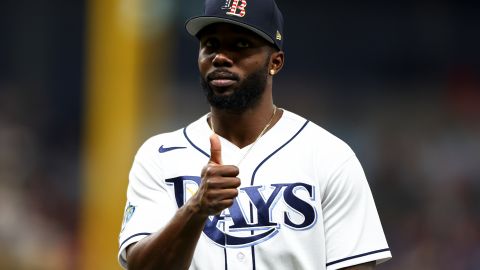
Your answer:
[209,133,222,165]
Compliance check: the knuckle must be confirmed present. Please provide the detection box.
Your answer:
[203,166,213,176]
[225,165,239,175]
[205,178,217,187]
[233,177,241,186]
[225,199,234,208]
[201,167,211,178]
[210,201,220,212]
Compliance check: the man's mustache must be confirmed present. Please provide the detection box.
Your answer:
[207,69,240,81]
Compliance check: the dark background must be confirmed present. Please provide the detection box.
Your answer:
[0,0,479,269]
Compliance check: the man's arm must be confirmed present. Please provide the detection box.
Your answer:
[340,261,375,270]
[125,202,207,270]
[126,134,240,270]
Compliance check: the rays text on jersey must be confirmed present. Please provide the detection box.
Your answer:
[166,176,317,248]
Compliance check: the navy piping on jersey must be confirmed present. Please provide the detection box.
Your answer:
[119,232,152,252]
[120,252,128,265]
[249,120,309,270]
[249,203,255,270]
[326,248,390,267]
[183,127,210,158]
[250,120,309,185]
[224,248,228,270]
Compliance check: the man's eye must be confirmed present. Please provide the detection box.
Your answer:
[237,40,250,48]
[203,39,217,49]
[205,40,213,47]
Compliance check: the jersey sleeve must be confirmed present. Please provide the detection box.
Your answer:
[117,139,178,269]
[322,155,391,270]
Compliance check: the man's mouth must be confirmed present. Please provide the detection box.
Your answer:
[210,79,236,87]
[207,70,239,88]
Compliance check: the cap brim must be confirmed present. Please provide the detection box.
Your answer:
[185,16,275,45]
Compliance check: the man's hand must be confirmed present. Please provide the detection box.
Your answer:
[190,134,241,217]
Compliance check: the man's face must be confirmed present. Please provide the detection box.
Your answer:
[198,23,273,111]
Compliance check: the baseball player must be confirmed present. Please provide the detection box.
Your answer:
[118,0,391,269]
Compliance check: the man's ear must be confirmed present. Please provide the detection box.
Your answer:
[269,50,285,75]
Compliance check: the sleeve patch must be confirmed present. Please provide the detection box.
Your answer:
[121,202,136,232]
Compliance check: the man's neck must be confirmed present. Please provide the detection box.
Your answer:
[209,100,281,149]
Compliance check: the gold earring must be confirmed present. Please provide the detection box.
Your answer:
[269,69,275,76]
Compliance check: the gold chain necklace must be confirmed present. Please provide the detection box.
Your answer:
[209,106,277,166]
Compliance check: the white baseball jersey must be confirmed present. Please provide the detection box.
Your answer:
[118,109,391,270]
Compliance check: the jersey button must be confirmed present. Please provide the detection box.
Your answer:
[236,252,245,262]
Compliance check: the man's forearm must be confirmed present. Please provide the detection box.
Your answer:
[126,203,207,270]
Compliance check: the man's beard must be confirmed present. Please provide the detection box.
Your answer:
[201,65,268,111]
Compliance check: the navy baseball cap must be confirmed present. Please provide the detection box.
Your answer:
[185,0,284,50]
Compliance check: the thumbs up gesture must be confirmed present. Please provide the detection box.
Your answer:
[190,134,241,218]
[208,133,223,165]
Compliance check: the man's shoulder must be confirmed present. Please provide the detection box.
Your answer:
[283,109,354,164]
[284,110,352,152]
[146,128,186,146]
[134,128,185,159]
[135,114,208,158]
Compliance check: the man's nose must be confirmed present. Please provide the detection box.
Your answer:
[212,51,233,67]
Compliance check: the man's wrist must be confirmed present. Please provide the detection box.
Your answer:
[183,199,209,222]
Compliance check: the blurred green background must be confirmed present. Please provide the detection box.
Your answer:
[1,0,479,269]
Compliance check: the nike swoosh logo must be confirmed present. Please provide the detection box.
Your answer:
[159,145,187,153]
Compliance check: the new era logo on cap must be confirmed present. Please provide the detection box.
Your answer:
[185,0,284,50]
